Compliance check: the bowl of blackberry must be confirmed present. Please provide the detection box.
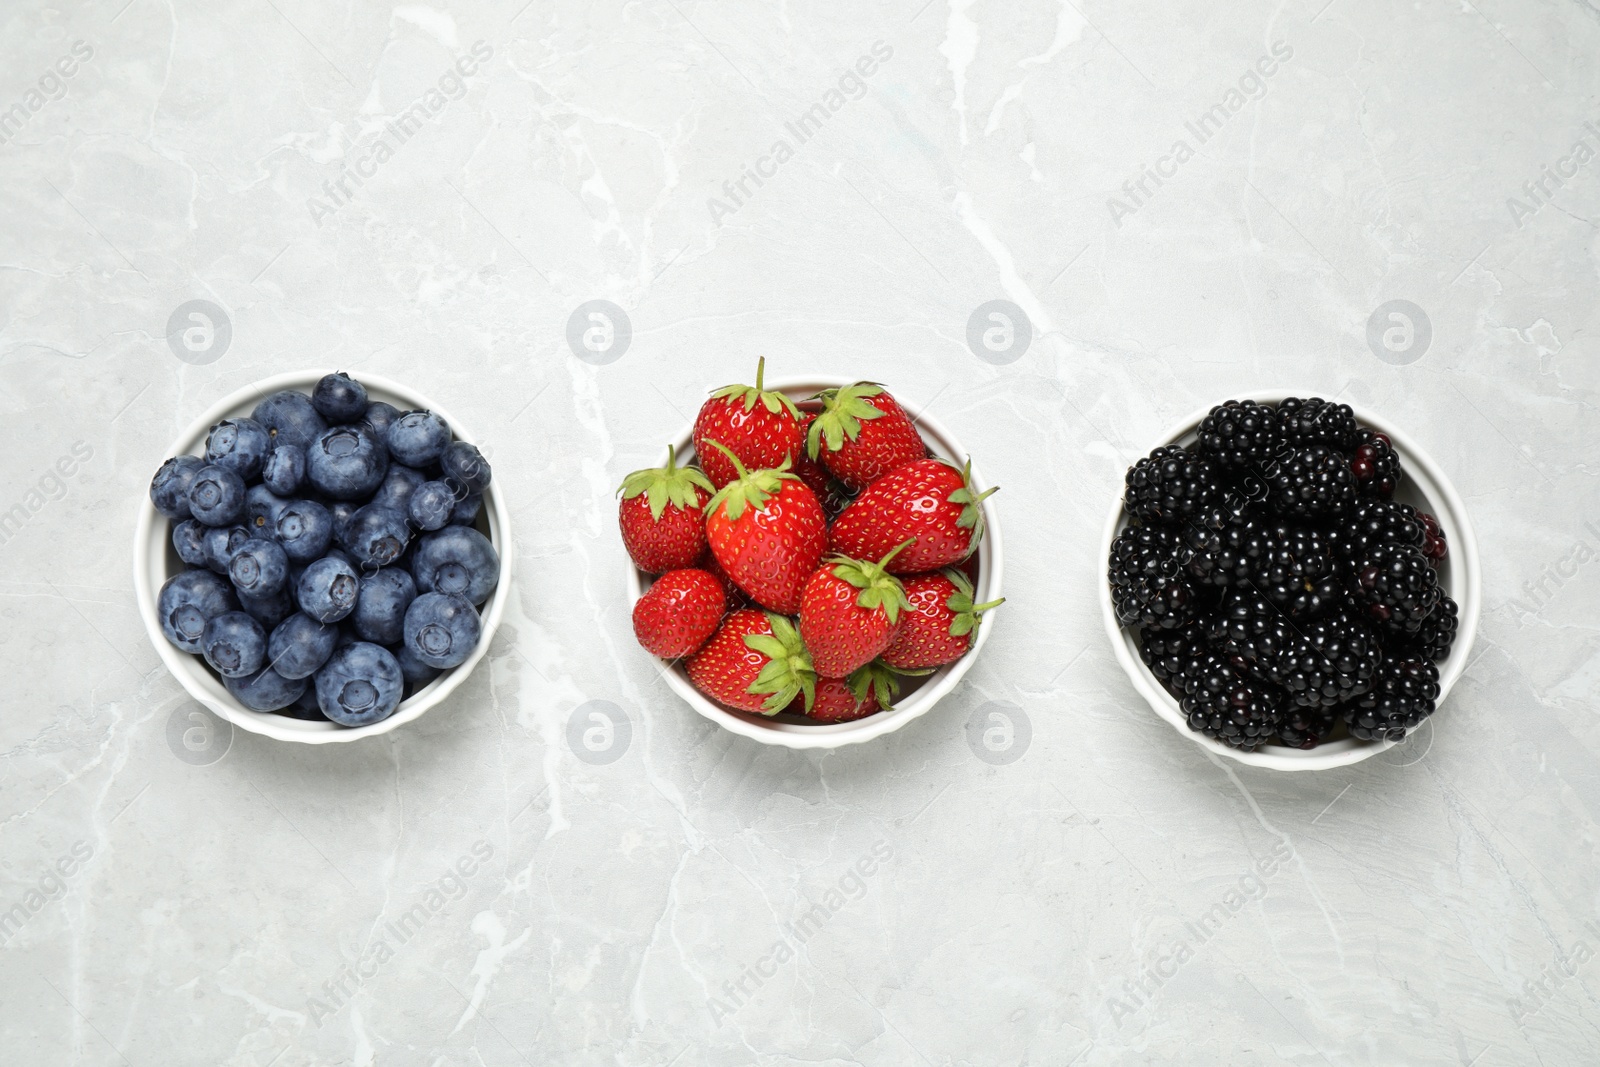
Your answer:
[1101,393,1479,770]
[135,371,511,743]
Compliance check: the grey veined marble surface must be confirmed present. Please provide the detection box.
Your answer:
[2,0,1598,1064]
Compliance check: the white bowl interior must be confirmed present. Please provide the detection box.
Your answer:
[133,370,514,744]
[626,378,1004,749]
[1100,391,1480,771]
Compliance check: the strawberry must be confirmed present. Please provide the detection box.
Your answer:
[798,542,913,678]
[703,441,827,614]
[806,382,927,492]
[881,568,1004,669]
[804,661,914,723]
[693,357,805,489]
[687,610,816,714]
[829,457,997,574]
[617,448,714,574]
[632,569,728,659]
[793,411,851,516]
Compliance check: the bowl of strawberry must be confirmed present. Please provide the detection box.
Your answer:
[1101,393,1480,770]
[620,360,1004,748]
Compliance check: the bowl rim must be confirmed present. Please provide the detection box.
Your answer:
[133,369,514,744]
[1099,390,1481,771]
[625,376,1004,749]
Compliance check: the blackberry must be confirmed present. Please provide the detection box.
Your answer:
[1418,512,1448,562]
[1350,429,1403,498]
[1182,500,1267,587]
[1276,397,1357,449]
[1197,399,1283,470]
[1354,543,1441,634]
[1244,521,1343,621]
[1138,625,1211,685]
[1401,594,1458,661]
[1277,709,1340,749]
[1108,526,1200,631]
[1266,445,1358,518]
[1276,611,1383,709]
[1175,651,1286,750]
[1345,657,1439,742]
[1207,588,1298,682]
[1123,445,1223,526]
[1327,497,1424,561]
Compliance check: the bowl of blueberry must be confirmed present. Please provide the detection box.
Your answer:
[135,370,511,742]
[1101,393,1480,770]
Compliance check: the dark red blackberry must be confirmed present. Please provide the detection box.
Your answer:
[1345,657,1439,741]
[1277,709,1340,749]
[1123,446,1222,525]
[1138,625,1211,685]
[1207,588,1299,682]
[1244,521,1343,621]
[1276,611,1383,709]
[1417,512,1448,562]
[1327,497,1425,561]
[1108,526,1200,631]
[1276,397,1357,449]
[1355,543,1441,634]
[1350,429,1403,498]
[1401,594,1458,661]
[1196,400,1283,470]
[1174,651,1286,750]
[1265,445,1358,518]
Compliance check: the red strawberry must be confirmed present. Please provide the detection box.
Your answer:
[806,382,927,492]
[693,357,805,489]
[804,661,911,723]
[703,442,827,614]
[632,569,728,659]
[617,448,714,573]
[881,569,1004,669]
[798,543,913,678]
[687,610,816,714]
[793,411,851,516]
[829,457,997,574]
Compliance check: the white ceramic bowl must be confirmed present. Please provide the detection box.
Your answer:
[134,370,513,744]
[1100,392,1480,771]
[627,377,1003,749]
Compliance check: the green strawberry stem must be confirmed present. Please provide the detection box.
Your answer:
[710,357,803,420]
[847,659,932,710]
[618,445,715,521]
[702,439,797,521]
[947,458,998,549]
[827,539,915,624]
[806,381,887,457]
[940,567,1004,638]
[744,613,816,713]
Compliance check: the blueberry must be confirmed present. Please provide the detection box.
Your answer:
[157,570,239,653]
[440,440,491,494]
[403,591,481,669]
[238,587,296,629]
[450,492,482,527]
[391,641,441,686]
[411,526,499,606]
[342,505,411,569]
[351,566,418,645]
[201,611,266,678]
[251,390,327,450]
[328,501,358,544]
[172,519,209,566]
[225,665,307,712]
[150,455,205,520]
[312,371,368,423]
[280,685,330,720]
[407,481,455,531]
[261,444,306,495]
[186,464,246,526]
[315,642,404,726]
[204,417,271,481]
[297,556,360,623]
[323,546,356,568]
[241,487,286,539]
[229,537,290,598]
[361,401,402,439]
[386,410,450,467]
[266,612,339,680]
[202,524,253,574]
[371,464,426,514]
[274,500,334,563]
[306,424,389,500]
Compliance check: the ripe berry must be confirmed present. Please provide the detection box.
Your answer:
[1350,429,1403,498]
[1109,526,1200,631]
[1197,399,1283,470]
[1345,657,1438,741]
[1123,445,1222,525]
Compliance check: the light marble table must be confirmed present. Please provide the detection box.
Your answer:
[3,1,1598,1064]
